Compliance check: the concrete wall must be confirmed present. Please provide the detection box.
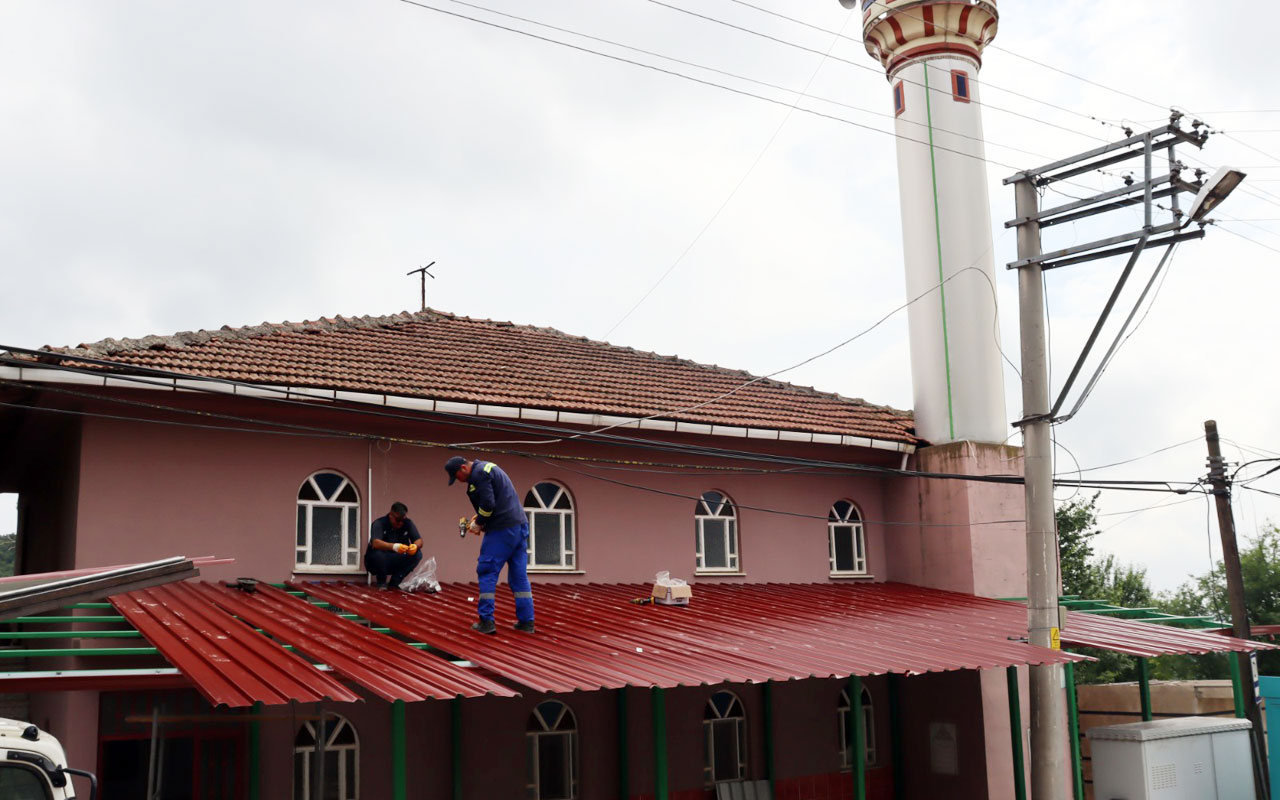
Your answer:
[68,391,905,586]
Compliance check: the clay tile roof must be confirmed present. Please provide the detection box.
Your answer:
[38,309,917,445]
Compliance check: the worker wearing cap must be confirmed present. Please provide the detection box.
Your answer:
[365,501,423,590]
[445,456,535,634]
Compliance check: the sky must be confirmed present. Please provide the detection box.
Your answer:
[2,0,1279,591]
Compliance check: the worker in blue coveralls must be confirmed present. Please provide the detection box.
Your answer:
[445,455,535,634]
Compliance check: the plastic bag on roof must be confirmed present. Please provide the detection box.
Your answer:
[402,556,441,594]
[654,570,686,588]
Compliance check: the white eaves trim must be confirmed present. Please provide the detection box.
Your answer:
[1,364,916,454]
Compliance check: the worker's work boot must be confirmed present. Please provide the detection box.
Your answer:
[471,618,496,635]
[513,620,535,634]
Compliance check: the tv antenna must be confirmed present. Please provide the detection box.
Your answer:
[406,261,436,311]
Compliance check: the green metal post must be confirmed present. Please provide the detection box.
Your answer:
[763,681,776,795]
[1007,666,1027,800]
[248,702,262,800]
[1138,657,1153,722]
[888,676,905,800]
[392,700,406,800]
[617,688,630,800]
[849,676,866,800]
[452,698,463,800]
[1064,663,1084,800]
[1231,654,1248,718]
[651,687,668,800]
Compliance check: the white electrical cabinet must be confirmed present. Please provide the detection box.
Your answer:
[1087,716,1255,800]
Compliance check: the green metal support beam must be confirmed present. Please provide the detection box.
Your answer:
[452,698,463,800]
[248,701,262,800]
[617,688,630,800]
[1230,654,1247,718]
[764,680,776,795]
[849,675,866,800]
[392,700,406,800]
[9,615,126,624]
[652,687,668,800]
[1007,666,1027,800]
[1065,663,1084,800]
[0,630,142,640]
[1,646,159,658]
[1138,658,1153,722]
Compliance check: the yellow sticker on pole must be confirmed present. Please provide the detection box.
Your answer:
[1050,627,1061,651]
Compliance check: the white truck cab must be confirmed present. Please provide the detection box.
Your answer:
[0,718,96,800]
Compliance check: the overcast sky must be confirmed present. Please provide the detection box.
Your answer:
[3,1,1279,592]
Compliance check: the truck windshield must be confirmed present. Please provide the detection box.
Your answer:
[0,764,54,800]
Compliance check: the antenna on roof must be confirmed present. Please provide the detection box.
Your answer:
[406,262,436,312]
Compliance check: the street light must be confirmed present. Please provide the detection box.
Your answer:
[1189,166,1247,223]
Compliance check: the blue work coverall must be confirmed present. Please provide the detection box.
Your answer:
[466,460,534,623]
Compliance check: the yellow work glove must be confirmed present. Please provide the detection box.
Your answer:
[392,543,408,554]
[406,544,419,556]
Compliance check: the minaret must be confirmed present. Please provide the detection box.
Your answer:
[851,0,1005,445]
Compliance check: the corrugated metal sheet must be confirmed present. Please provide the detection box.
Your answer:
[113,583,360,708]
[112,582,515,708]
[297,581,1085,693]
[1058,610,1274,657]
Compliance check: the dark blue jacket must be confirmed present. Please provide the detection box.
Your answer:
[466,460,525,532]
[366,514,421,555]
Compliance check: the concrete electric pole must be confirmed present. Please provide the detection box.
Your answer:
[1007,119,1243,799]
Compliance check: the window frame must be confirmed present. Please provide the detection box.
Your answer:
[293,713,359,800]
[526,700,579,800]
[703,690,748,786]
[295,471,362,574]
[838,685,877,770]
[695,490,739,574]
[893,80,906,116]
[951,69,971,103]
[524,481,577,572]
[828,500,867,576]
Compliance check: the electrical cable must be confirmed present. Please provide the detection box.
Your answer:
[599,10,857,341]
[645,0,1112,145]
[0,371,1204,494]
[1064,436,1202,475]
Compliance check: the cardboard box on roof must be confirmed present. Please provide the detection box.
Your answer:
[651,582,692,606]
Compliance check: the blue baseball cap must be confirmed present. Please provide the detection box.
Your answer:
[444,456,467,485]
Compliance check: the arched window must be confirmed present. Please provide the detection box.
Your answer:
[828,500,866,575]
[296,472,360,571]
[293,713,359,800]
[838,685,877,770]
[703,691,747,785]
[695,491,738,573]
[524,482,575,571]
[526,700,578,799]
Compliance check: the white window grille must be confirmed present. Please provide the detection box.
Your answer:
[526,700,578,800]
[293,713,359,800]
[296,472,361,572]
[703,691,747,785]
[524,482,576,571]
[828,500,867,575]
[695,491,738,573]
[838,685,877,770]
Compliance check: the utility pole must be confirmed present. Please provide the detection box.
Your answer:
[1204,419,1269,796]
[1005,116,1243,798]
[1014,177,1068,800]
[406,261,436,312]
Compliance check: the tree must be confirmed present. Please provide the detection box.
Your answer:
[0,533,14,578]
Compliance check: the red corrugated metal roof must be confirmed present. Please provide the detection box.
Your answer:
[1058,611,1274,657]
[297,581,1085,693]
[112,582,515,708]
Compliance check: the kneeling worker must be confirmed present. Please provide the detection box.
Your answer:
[365,501,423,590]
[444,456,535,634]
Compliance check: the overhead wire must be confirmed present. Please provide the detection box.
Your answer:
[1064,436,1202,475]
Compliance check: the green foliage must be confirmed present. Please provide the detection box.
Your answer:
[0,533,14,578]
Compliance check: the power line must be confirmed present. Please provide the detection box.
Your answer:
[599,11,856,340]
[1064,436,1203,475]
[646,0,1112,145]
